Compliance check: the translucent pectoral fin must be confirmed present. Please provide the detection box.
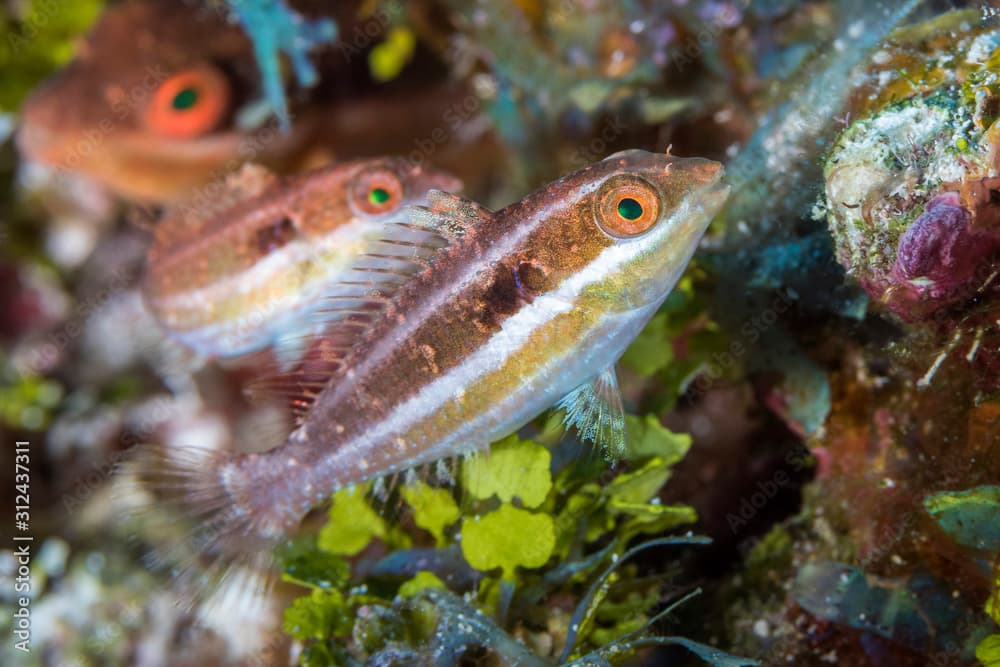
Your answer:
[555,366,626,460]
[271,330,308,370]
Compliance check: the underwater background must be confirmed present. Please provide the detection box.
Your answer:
[1,1,999,665]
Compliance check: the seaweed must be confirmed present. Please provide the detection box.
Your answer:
[276,428,752,665]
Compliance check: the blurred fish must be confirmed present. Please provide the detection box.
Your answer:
[17,0,315,202]
[142,158,461,361]
[131,149,728,582]
[16,0,498,202]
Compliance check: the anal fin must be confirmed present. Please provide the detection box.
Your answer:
[555,366,626,460]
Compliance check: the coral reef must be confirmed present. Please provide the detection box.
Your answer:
[3,2,1000,667]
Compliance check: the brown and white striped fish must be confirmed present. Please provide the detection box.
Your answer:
[142,158,461,361]
[133,149,728,574]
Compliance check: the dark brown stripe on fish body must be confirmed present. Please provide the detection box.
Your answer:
[145,158,448,299]
[295,159,623,459]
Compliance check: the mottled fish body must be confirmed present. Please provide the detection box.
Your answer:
[143,159,460,359]
[139,149,728,563]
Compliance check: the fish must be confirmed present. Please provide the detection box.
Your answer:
[16,0,315,202]
[15,0,496,203]
[133,149,728,577]
[142,158,462,361]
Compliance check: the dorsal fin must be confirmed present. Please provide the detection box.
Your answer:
[151,164,280,251]
[245,196,495,417]
[406,190,493,241]
[246,326,362,420]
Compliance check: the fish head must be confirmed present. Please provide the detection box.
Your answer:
[147,157,461,284]
[338,157,465,223]
[516,149,728,316]
[16,0,313,203]
[590,149,728,309]
[142,158,460,356]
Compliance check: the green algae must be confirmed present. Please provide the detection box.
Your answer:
[462,434,552,508]
[0,0,103,112]
[277,421,727,664]
[461,503,557,581]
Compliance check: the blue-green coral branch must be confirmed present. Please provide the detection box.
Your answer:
[227,0,337,131]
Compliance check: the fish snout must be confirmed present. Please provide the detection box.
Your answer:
[667,156,724,189]
[694,159,724,185]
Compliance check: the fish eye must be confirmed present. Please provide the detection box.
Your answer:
[617,197,643,220]
[593,174,663,238]
[368,186,392,206]
[144,64,231,139]
[351,166,405,216]
[171,87,199,110]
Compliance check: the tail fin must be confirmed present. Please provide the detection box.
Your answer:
[119,444,292,607]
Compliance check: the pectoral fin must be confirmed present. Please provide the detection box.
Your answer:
[555,366,626,460]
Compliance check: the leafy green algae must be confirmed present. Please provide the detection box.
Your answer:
[277,420,746,665]
[0,0,103,112]
[462,434,552,508]
[461,503,556,581]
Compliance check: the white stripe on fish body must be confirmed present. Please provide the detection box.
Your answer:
[154,219,375,355]
[307,194,707,485]
[156,217,373,315]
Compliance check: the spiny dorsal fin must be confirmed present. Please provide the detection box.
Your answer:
[555,366,626,460]
[406,190,493,241]
[246,326,361,420]
[245,197,493,416]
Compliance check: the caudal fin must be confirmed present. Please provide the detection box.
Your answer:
[119,444,292,606]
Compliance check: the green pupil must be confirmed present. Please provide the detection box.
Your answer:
[369,187,391,205]
[617,197,643,220]
[172,87,199,111]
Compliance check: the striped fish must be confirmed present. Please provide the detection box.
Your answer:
[142,158,461,360]
[135,149,728,570]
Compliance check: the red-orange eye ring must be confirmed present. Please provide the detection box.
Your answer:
[592,174,663,238]
[350,166,405,217]
[144,64,231,139]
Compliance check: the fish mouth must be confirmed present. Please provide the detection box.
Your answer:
[636,161,729,306]
[697,167,731,217]
[667,161,729,238]
[15,123,51,163]
[15,116,313,202]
